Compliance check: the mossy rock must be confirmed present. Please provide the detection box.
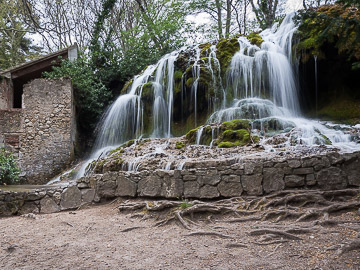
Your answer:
[246,32,264,47]
[186,77,194,88]
[120,79,133,95]
[220,119,251,131]
[141,82,154,102]
[174,70,183,81]
[185,127,199,144]
[215,38,240,75]
[175,141,185,149]
[200,42,212,57]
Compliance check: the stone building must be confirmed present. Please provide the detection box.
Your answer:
[0,45,78,184]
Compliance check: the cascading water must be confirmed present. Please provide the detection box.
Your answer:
[75,12,359,178]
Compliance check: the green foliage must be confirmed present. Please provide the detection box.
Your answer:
[43,55,112,134]
[175,141,185,149]
[180,201,193,209]
[296,4,360,68]
[0,148,20,185]
[0,0,42,70]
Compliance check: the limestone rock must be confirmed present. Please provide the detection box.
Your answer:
[97,180,117,198]
[138,175,162,197]
[40,196,60,214]
[285,175,305,188]
[263,168,284,193]
[200,185,220,199]
[60,186,82,210]
[184,181,200,198]
[161,176,183,198]
[116,175,137,197]
[242,174,263,195]
[217,181,243,197]
[343,158,360,186]
[317,167,347,190]
[81,189,95,203]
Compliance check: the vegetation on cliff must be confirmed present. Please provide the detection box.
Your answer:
[296,3,360,69]
[0,148,20,185]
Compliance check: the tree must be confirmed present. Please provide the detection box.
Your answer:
[249,0,280,29]
[190,0,251,39]
[0,0,41,70]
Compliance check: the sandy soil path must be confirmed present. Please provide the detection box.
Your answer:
[1,202,359,270]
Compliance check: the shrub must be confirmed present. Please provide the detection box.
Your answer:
[0,148,20,185]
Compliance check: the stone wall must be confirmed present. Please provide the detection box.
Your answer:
[0,76,12,109]
[0,78,76,184]
[1,151,359,216]
[19,79,77,183]
[87,151,360,199]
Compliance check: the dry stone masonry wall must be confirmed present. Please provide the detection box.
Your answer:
[0,78,76,184]
[20,79,77,183]
[89,151,360,199]
[1,151,359,216]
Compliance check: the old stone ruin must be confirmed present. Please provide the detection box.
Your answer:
[0,46,77,184]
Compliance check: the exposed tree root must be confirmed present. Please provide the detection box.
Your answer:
[338,240,360,255]
[185,231,234,239]
[117,188,360,234]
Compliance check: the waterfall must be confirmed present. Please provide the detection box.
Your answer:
[191,46,201,127]
[75,12,359,178]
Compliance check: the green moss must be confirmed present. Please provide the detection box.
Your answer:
[174,70,183,81]
[218,141,237,148]
[215,38,240,75]
[175,141,185,149]
[120,79,133,94]
[221,119,251,131]
[246,32,264,47]
[141,82,153,101]
[185,127,199,144]
[317,98,360,124]
[186,77,194,88]
[126,139,135,147]
[200,42,212,57]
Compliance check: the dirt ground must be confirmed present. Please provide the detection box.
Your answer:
[0,200,360,270]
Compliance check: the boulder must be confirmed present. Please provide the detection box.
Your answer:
[316,167,347,190]
[217,181,243,197]
[40,196,60,214]
[241,174,263,195]
[116,175,137,197]
[60,186,82,210]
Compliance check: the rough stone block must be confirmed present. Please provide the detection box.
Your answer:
[317,167,347,190]
[217,181,243,197]
[60,186,82,210]
[342,158,360,186]
[197,175,221,186]
[285,175,305,188]
[40,196,60,214]
[18,201,39,215]
[244,161,262,175]
[241,174,263,196]
[115,175,137,197]
[184,181,200,198]
[138,175,162,197]
[263,168,284,193]
[183,175,197,181]
[200,185,220,199]
[81,189,95,203]
[306,174,316,186]
[161,176,183,198]
[97,180,117,198]
[287,159,301,168]
[222,175,241,183]
[293,167,314,175]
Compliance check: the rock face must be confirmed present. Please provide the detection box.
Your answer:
[1,151,360,216]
